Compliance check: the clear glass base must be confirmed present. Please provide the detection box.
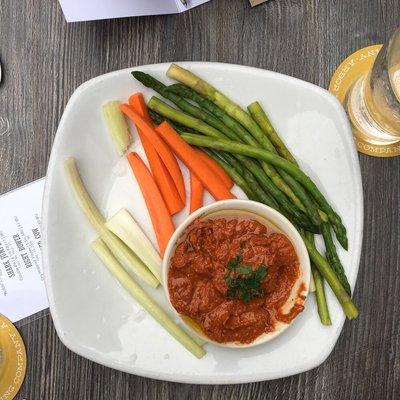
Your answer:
[345,75,400,146]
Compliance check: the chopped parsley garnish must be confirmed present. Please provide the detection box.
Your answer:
[224,252,267,302]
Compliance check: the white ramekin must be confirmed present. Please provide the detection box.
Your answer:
[162,199,311,348]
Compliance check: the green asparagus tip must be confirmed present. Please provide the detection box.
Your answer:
[131,70,145,80]
[336,230,348,250]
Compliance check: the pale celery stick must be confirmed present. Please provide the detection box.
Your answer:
[106,209,162,283]
[102,101,132,155]
[310,273,316,292]
[91,238,206,358]
[64,157,159,288]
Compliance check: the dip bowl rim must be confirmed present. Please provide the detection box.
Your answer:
[162,199,311,349]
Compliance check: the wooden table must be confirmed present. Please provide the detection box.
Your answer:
[1,0,399,398]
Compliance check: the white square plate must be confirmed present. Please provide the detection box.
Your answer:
[42,62,363,384]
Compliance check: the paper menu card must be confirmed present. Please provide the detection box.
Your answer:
[58,0,212,22]
[0,178,48,323]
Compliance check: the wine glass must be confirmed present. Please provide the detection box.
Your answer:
[345,28,400,149]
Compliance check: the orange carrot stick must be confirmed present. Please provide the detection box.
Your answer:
[142,141,184,215]
[121,104,186,204]
[129,95,184,215]
[155,122,235,201]
[189,172,203,213]
[126,152,175,255]
[129,93,152,124]
[194,149,233,189]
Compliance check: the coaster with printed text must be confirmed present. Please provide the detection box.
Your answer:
[0,314,27,400]
[329,45,400,157]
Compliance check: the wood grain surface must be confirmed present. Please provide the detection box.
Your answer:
[1,0,399,399]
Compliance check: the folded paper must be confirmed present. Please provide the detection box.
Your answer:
[58,0,211,22]
[0,178,47,322]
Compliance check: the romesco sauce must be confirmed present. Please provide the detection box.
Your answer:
[167,217,305,344]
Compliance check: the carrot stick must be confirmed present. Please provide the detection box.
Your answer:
[143,142,184,215]
[129,93,152,124]
[189,172,203,213]
[155,122,235,201]
[128,95,184,215]
[194,149,233,189]
[120,104,186,204]
[126,152,175,255]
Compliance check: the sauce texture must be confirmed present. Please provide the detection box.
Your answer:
[168,217,305,344]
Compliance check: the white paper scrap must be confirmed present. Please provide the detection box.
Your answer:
[0,178,47,323]
[58,0,212,23]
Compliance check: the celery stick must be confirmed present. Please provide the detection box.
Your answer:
[309,273,316,292]
[91,238,206,358]
[102,101,132,155]
[64,157,159,288]
[106,209,162,282]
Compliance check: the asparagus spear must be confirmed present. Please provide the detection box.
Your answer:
[236,157,317,231]
[248,101,298,165]
[305,232,332,325]
[252,104,350,306]
[148,109,198,135]
[208,151,284,211]
[301,233,357,319]
[242,167,281,208]
[221,153,280,209]
[148,96,306,215]
[208,151,318,231]
[247,102,322,227]
[181,133,347,247]
[250,102,350,294]
[167,83,254,142]
[132,71,241,141]
[167,64,274,150]
[148,96,223,138]
[321,223,351,295]
[148,109,164,125]
[167,64,348,249]
[203,150,256,200]
[215,150,244,175]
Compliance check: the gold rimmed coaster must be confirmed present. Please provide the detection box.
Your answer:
[328,44,400,157]
[0,314,27,400]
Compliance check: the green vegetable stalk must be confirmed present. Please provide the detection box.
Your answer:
[203,150,256,200]
[301,234,357,319]
[64,157,160,288]
[132,71,241,141]
[305,232,332,325]
[167,63,273,149]
[248,101,298,165]
[181,133,347,248]
[167,83,255,143]
[321,223,351,295]
[91,238,205,358]
[247,101,322,227]
[102,101,132,155]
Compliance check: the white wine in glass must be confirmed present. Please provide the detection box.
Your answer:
[345,28,400,146]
